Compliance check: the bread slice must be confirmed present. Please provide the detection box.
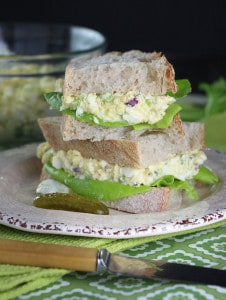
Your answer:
[40,168,183,213]
[106,188,183,213]
[61,113,184,142]
[63,50,177,96]
[38,116,205,168]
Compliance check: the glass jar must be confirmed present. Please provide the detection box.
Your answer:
[0,23,106,149]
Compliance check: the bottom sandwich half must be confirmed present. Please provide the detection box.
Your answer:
[36,117,219,214]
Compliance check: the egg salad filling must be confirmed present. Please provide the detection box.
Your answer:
[38,142,207,188]
[61,92,176,125]
[44,79,191,129]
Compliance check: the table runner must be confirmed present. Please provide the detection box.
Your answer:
[0,220,225,300]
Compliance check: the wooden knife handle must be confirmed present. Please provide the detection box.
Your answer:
[0,239,98,272]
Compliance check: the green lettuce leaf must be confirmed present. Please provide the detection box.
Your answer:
[64,109,131,127]
[44,163,201,201]
[133,103,181,130]
[151,175,198,200]
[44,92,62,110]
[44,92,181,130]
[167,79,192,99]
[193,165,219,184]
[44,78,191,111]
[44,163,151,201]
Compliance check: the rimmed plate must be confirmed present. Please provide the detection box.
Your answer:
[0,144,225,239]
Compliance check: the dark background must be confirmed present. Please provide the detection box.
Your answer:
[1,0,226,92]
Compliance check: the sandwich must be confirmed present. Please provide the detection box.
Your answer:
[45,51,186,135]
[36,50,218,214]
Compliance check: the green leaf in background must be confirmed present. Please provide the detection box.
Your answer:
[204,111,226,152]
[167,79,192,99]
[178,78,226,152]
[179,102,205,121]
[199,77,226,117]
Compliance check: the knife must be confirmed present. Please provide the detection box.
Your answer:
[0,239,225,287]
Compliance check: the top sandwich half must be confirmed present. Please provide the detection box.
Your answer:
[45,51,190,137]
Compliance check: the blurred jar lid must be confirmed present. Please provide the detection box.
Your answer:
[0,22,107,75]
[0,22,107,56]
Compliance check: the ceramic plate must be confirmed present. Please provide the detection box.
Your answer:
[0,144,225,239]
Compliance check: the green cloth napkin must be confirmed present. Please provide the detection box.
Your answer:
[21,225,224,300]
[0,218,226,300]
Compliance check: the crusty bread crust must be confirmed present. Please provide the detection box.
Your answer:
[38,117,205,168]
[63,50,177,96]
[61,113,184,141]
[106,188,182,213]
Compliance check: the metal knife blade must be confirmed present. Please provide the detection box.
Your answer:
[97,249,226,287]
[0,239,225,287]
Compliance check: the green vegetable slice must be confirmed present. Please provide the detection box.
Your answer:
[33,193,109,215]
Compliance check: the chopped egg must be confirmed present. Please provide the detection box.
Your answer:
[36,179,70,194]
[61,91,176,125]
[38,142,207,187]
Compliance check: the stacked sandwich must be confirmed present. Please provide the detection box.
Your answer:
[37,50,218,213]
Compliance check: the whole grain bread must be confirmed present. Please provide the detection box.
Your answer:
[63,50,177,96]
[106,188,182,213]
[38,116,205,168]
[61,113,184,141]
